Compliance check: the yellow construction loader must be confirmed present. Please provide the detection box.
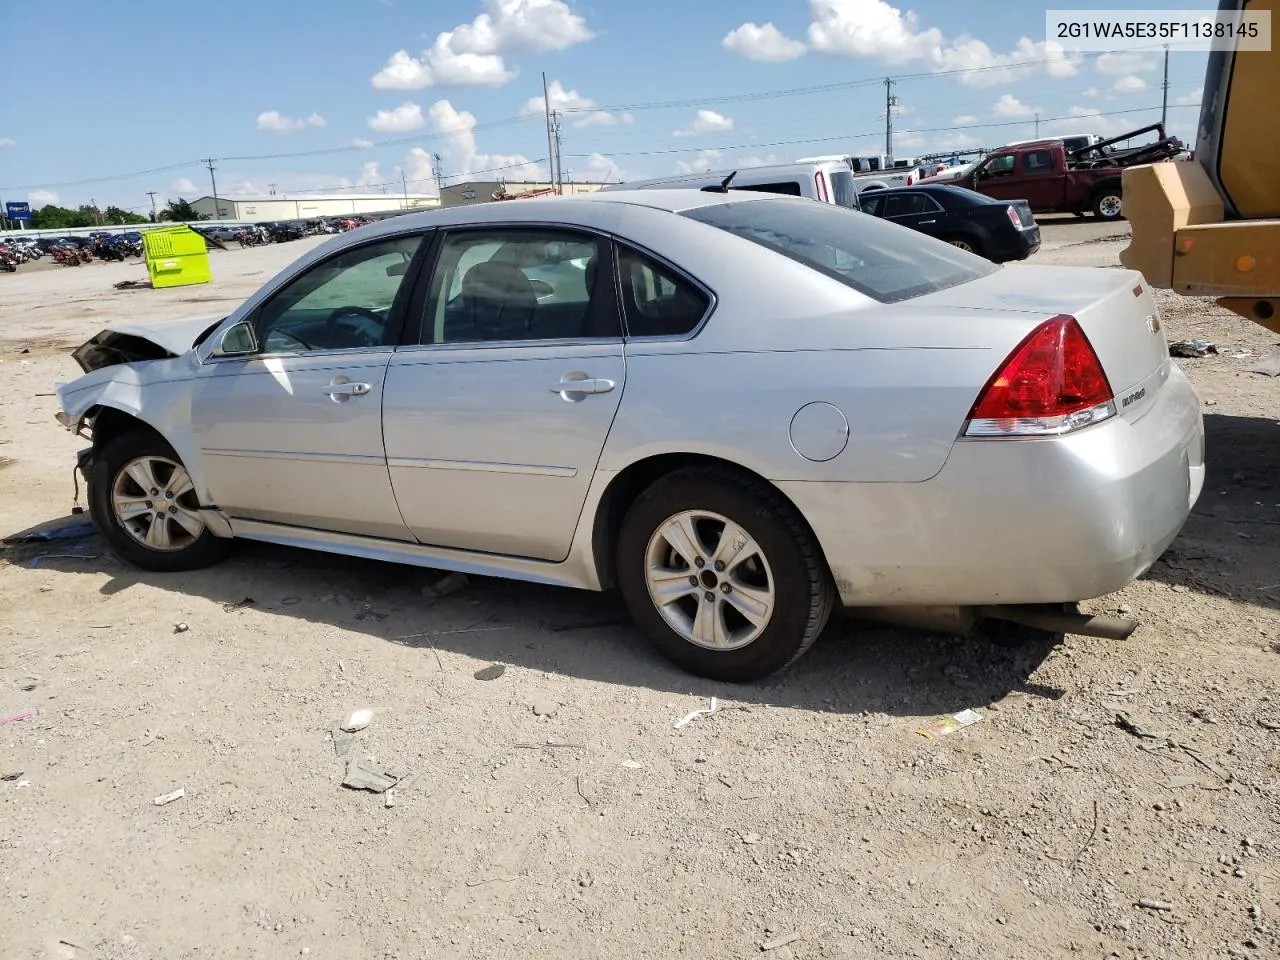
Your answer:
[1121,0,1279,333]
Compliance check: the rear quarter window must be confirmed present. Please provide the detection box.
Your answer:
[684,198,997,303]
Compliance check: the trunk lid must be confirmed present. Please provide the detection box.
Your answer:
[910,265,1169,420]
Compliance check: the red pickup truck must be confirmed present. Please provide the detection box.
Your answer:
[948,123,1185,222]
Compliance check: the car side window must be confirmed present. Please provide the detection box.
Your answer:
[859,193,885,217]
[730,181,804,197]
[884,194,937,217]
[420,229,619,344]
[616,246,710,338]
[1023,149,1054,175]
[254,234,423,354]
[982,155,1016,178]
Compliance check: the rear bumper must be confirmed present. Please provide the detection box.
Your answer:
[780,365,1204,607]
[989,226,1040,262]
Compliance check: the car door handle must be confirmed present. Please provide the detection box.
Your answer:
[549,377,615,396]
[919,219,937,224]
[322,382,371,396]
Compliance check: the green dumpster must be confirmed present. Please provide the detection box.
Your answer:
[143,225,212,288]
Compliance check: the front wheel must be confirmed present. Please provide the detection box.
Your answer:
[89,429,231,572]
[616,466,834,682]
[1092,190,1124,221]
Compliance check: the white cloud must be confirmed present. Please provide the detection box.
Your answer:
[784,0,1080,87]
[673,109,734,137]
[171,177,198,193]
[356,162,383,186]
[1047,105,1132,137]
[257,110,327,133]
[1113,75,1147,94]
[675,148,723,174]
[0,137,14,148]
[368,101,426,132]
[1096,52,1157,76]
[952,114,979,125]
[1177,86,1202,106]
[1080,86,1100,98]
[740,153,779,168]
[520,79,630,128]
[28,189,59,207]
[897,128,982,152]
[417,98,546,183]
[352,138,376,149]
[722,22,807,62]
[371,0,593,89]
[992,93,1036,118]
[575,152,623,183]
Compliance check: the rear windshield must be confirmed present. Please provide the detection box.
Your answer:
[683,198,997,303]
[829,171,859,209]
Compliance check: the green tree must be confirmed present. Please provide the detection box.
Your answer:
[29,204,95,229]
[104,206,148,226]
[159,198,206,222]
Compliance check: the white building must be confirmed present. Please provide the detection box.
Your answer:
[439,180,609,208]
[191,193,439,222]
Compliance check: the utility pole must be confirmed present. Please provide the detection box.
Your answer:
[401,167,408,207]
[268,183,278,196]
[89,197,102,225]
[146,191,158,222]
[552,111,564,194]
[1161,44,1170,130]
[431,152,444,195]
[1035,112,1040,138]
[202,158,219,219]
[884,78,897,164]
[542,71,558,192]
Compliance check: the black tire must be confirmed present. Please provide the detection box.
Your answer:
[89,428,231,572]
[1092,187,1124,221]
[945,235,984,257]
[616,465,834,683]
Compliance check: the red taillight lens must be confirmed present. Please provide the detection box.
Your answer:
[906,174,915,185]
[964,315,1115,438]
[815,171,829,202]
[1006,204,1021,227]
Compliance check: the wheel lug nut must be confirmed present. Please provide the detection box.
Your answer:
[694,557,704,568]
[721,582,732,593]
[714,561,725,572]
[168,506,177,514]
[150,488,159,496]
[145,501,153,509]
[704,591,715,602]
[688,576,697,586]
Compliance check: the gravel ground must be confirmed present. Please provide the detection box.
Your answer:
[1,219,1277,960]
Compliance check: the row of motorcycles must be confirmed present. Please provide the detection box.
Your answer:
[0,231,145,272]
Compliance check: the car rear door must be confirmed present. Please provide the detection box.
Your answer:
[880,193,946,237]
[382,226,626,562]
[190,231,429,541]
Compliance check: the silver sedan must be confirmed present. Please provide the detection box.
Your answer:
[54,191,1204,682]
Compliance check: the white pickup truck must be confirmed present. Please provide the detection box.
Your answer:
[795,154,937,193]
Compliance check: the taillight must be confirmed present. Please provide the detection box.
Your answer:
[1006,205,1021,227]
[906,175,914,185]
[815,171,829,202]
[963,315,1115,438]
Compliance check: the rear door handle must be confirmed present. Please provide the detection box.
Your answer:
[549,377,615,396]
[322,381,371,397]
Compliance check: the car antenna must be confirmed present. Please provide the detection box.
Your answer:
[703,171,738,193]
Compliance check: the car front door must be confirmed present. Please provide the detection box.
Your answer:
[190,231,428,540]
[972,153,1019,200]
[382,227,626,562]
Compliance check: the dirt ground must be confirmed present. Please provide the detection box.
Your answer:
[1,219,1277,960]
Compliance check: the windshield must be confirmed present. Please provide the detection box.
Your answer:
[829,171,860,210]
[683,198,997,303]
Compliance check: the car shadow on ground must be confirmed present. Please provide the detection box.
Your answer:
[2,521,1067,718]
[1141,411,1280,611]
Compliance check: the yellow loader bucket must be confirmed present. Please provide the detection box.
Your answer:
[143,225,212,288]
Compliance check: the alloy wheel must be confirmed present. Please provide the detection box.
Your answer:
[643,510,775,651]
[111,456,206,552]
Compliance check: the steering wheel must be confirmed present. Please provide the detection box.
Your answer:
[265,328,315,352]
[325,306,385,347]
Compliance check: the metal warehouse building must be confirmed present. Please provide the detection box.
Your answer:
[191,193,439,222]
[439,180,609,207]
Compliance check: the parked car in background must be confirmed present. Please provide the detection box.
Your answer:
[54,190,1202,683]
[858,184,1040,262]
[600,161,863,210]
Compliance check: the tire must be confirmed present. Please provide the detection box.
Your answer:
[1092,188,1124,221]
[616,465,834,683]
[946,236,983,256]
[89,429,231,572]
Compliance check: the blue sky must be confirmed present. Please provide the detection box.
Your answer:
[0,0,1211,214]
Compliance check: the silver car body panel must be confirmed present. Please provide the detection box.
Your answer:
[55,190,1204,608]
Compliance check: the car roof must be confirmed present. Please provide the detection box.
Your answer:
[603,162,844,190]
[866,183,999,204]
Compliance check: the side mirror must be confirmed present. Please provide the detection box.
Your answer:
[211,320,258,357]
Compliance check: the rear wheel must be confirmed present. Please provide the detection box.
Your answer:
[89,429,231,572]
[616,466,834,682]
[1092,189,1124,221]
[946,236,983,256]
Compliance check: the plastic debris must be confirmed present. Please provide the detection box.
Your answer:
[761,933,801,951]
[339,709,374,733]
[153,787,184,806]
[1168,338,1217,358]
[2,772,24,781]
[1248,347,1280,377]
[0,710,38,725]
[1137,898,1173,912]
[422,571,469,598]
[2,520,96,543]
[621,760,644,770]
[222,597,256,611]
[341,758,404,794]
[916,708,983,740]
[174,623,189,634]
[674,697,718,729]
[473,664,506,681]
